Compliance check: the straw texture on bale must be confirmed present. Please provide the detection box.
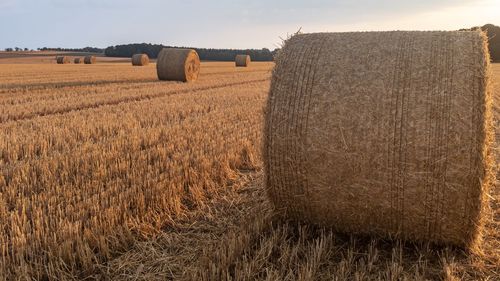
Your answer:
[74,57,83,64]
[56,56,70,64]
[264,31,493,249]
[132,54,149,66]
[84,55,96,64]
[156,48,200,82]
[235,54,251,67]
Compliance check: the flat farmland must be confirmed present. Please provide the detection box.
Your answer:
[0,60,499,281]
[0,61,271,280]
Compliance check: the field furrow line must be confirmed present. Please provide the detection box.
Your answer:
[0,70,269,93]
[0,78,269,124]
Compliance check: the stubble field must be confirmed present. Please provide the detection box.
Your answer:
[0,57,499,280]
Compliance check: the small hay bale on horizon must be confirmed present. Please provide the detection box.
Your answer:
[264,30,493,251]
[132,54,149,66]
[84,56,96,64]
[156,48,200,82]
[56,56,70,64]
[74,57,83,64]
[235,54,251,67]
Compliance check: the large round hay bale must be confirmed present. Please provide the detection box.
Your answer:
[156,48,200,82]
[74,57,83,64]
[132,54,149,66]
[56,56,70,64]
[264,31,493,249]
[235,54,251,67]
[84,55,96,64]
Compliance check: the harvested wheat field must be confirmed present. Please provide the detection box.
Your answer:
[0,55,499,281]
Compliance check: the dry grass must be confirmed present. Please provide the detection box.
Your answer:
[0,58,498,281]
[193,63,498,281]
[192,174,499,281]
[0,61,272,280]
[102,64,500,281]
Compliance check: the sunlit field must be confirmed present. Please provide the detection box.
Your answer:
[0,55,499,280]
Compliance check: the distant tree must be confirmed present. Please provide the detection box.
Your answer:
[24,48,29,51]
[5,48,13,52]
[34,46,105,53]
[104,43,275,61]
[460,23,500,62]
[14,47,21,51]
[482,24,500,63]
[272,48,279,58]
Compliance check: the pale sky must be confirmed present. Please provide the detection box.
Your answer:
[0,0,499,50]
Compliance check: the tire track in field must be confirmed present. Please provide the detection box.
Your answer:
[0,70,269,93]
[1,78,269,124]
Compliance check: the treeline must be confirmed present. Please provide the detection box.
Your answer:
[104,43,277,61]
[37,47,104,53]
[4,47,32,52]
[460,23,500,62]
[10,23,499,62]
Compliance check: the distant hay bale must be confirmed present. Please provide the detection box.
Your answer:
[74,57,83,64]
[84,56,96,64]
[56,56,70,64]
[132,54,149,66]
[264,31,494,249]
[235,54,251,67]
[156,48,200,82]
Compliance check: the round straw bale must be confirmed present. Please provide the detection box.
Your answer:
[56,56,70,64]
[156,48,200,82]
[235,54,251,67]
[132,54,149,66]
[84,55,96,64]
[264,31,493,249]
[74,57,83,64]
